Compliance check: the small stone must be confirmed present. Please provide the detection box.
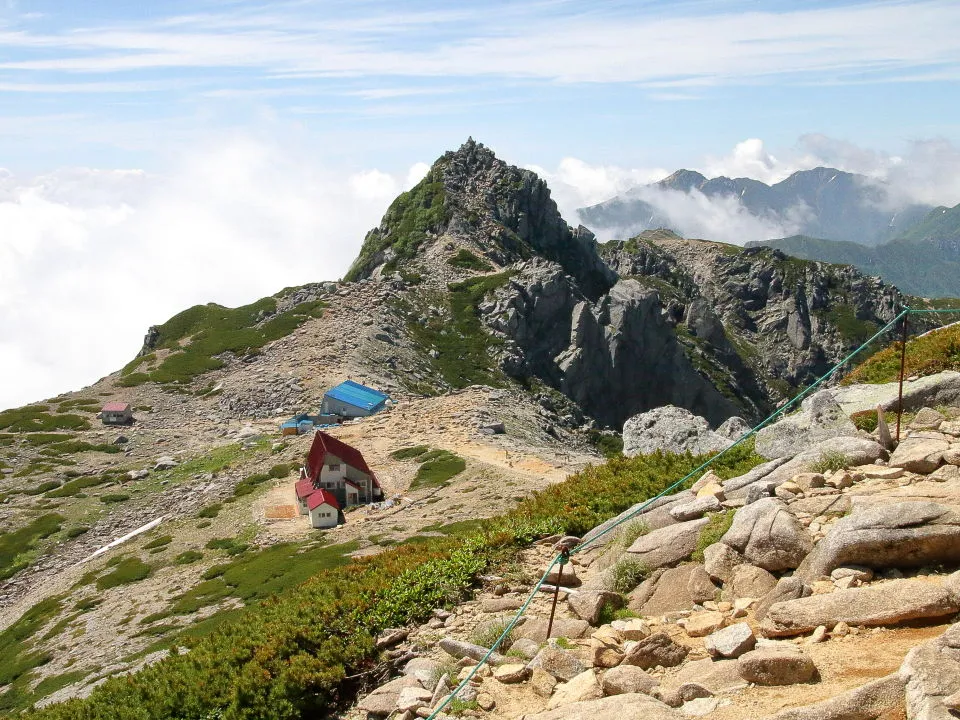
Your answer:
[611,618,650,640]
[476,693,496,711]
[833,575,858,590]
[737,646,817,685]
[943,690,960,712]
[600,665,658,696]
[528,646,586,682]
[545,669,602,710]
[508,638,540,660]
[396,687,433,713]
[493,664,529,684]
[591,640,624,668]
[679,682,714,702]
[684,611,725,638]
[530,668,557,698]
[809,625,828,643]
[682,697,720,717]
[832,621,850,637]
[696,482,725,501]
[792,473,825,491]
[704,622,756,659]
[830,566,874,582]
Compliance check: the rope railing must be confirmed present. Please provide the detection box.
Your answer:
[426,305,959,718]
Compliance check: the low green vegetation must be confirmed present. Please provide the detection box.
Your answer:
[45,475,107,498]
[399,271,515,391]
[816,303,880,345]
[692,509,736,562]
[143,535,172,550]
[847,323,960,384]
[100,493,130,504]
[0,596,64,712]
[345,167,449,280]
[0,514,63,580]
[95,558,151,590]
[470,616,514,651]
[24,480,62,496]
[586,430,624,459]
[608,557,649,593]
[809,450,850,474]
[197,503,222,519]
[447,248,493,272]
[174,551,204,565]
[408,449,466,491]
[231,471,271,498]
[0,406,90,433]
[119,296,326,386]
[268,463,294,479]
[25,444,762,720]
[65,526,89,539]
[389,445,429,460]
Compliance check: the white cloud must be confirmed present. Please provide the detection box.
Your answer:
[703,138,787,185]
[404,162,430,189]
[0,133,424,410]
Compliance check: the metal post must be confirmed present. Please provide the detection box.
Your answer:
[896,315,909,443]
[545,549,569,640]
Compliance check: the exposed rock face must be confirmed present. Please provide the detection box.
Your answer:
[523,693,684,720]
[889,437,950,473]
[755,390,859,459]
[899,622,960,720]
[704,623,756,659]
[737,646,817,686]
[797,501,960,581]
[629,565,718,615]
[720,499,812,572]
[626,518,709,570]
[601,666,658,696]
[763,673,905,720]
[622,406,732,456]
[760,579,960,637]
[621,633,689,669]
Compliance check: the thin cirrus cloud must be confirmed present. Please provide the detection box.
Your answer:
[0,1,957,88]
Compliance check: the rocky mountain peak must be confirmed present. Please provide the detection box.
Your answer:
[346,138,615,299]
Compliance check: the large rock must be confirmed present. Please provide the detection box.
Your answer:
[626,518,709,569]
[568,590,624,625]
[889,437,950,474]
[546,669,602,710]
[754,577,811,622]
[755,390,857,460]
[703,542,745,584]
[899,622,960,720]
[528,646,588,682]
[439,638,508,665]
[601,665,658,696]
[760,578,960,637]
[623,406,731,457]
[727,564,778,600]
[580,492,695,550]
[357,676,422,716]
[620,632,689,669]
[764,673,904,719]
[704,623,756,659]
[403,658,443,687]
[628,565,718,615]
[737,646,817,685]
[832,370,960,415]
[721,499,812,572]
[797,501,960,581]
[516,618,591,643]
[669,496,722,521]
[523,693,684,720]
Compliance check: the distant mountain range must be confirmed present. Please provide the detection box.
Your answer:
[751,203,960,298]
[577,168,960,297]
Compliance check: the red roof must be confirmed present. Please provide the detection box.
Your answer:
[295,479,315,499]
[102,402,131,412]
[306,488,340,512]
[306,432,376,483]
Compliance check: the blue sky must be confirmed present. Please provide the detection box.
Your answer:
[1,0,960,409]
[1,0,959,173]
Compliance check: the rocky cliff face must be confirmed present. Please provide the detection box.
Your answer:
[342,142,911,431]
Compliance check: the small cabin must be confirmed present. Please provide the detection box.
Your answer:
[101,402,133,426]
[321,380,388,419]
[303,431,382,507]
[306,489,341,529]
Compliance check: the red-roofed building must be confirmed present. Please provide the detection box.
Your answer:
[101,402,133,426]
[305,488,340,528]
[304,431,382,508]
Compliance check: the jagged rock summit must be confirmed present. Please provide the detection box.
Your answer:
[346,137,615,299]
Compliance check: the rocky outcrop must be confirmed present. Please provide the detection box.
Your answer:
[625,518,709,569]
[754,390,858,459]
[622,406,732,456]
[720,498,812,572]
[764,673,905,719]
[737,646,817,686]
[760,578,960,637]
[628,565,718,615]
[899,622,960,720]
[797,501,960,581]
[523,693,683,720]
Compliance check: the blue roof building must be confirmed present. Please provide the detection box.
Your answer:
[321,380,389,418]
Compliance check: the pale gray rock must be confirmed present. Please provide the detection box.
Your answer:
[899,622,960,720]
[910,406,947,430]
[626,518,709,569]
[528,646,587,682]
[760,579,960,637]
[877,406,894,451]
[797,501,960,581]
[704,622,756,659]
[764,672,904,719]
[629,564,718,615]
[508,638,541,660]
[580,492,695,549]
[623,406,731,457]
[546,669,602,710]
[754,577,811,621]
[523,693,684,720]
[721,499,812,571]
[601,665,659,696]
[438,637,507,665]
[703,542,744,584]
[568,590,624,625]
[717,416,751,440]
[669,496,723,521]
[832,371,960,415]
[403,658,443,687]
[721,457,792,497]
[516,618,590,643]
[737,646,817,685]
[357,676,422,716]
[396,686,432,713]
[755,390,857,460]
[727,564,778,600]
[889,437,949,473]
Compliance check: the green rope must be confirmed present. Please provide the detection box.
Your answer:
[426,554,562,719]
[428,306,929,717]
